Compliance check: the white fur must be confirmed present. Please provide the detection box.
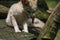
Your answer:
[28,0,37,10]
[6,2,28,32]
[27,18,45,28]
[33,18,44,28]
[6,0,43,33]
[22,23,28,32]
[11,16,21,32]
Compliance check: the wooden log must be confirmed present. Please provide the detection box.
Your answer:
[0,5,9,19]
[0,19,36,40]
[0,4,9,13]
[37,2,60,40]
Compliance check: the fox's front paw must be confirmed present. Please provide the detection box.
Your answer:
[15,30,21,32]
[22,30,28,33]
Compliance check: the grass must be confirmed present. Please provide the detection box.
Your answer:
[54,30,60,40]
[45,0,59,8]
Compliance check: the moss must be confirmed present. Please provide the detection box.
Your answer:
[0,19,36,40]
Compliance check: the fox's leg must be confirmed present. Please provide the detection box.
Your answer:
[22,22,28,33]
[6,13,13,26]
[11,16,21,32]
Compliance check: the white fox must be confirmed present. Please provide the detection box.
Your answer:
[6,0,44,33]
[6,1,29,32]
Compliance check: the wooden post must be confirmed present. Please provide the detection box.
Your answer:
[37,2,60,40]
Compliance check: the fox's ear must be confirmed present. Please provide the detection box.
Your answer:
[21,0,27,4]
